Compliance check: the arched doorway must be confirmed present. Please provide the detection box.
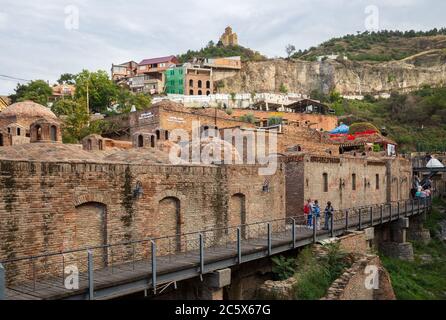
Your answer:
[75,202,107,267]
[138,135,144,148]
[229,194,247,239]
[159,197,181,252]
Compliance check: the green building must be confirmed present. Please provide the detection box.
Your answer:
[165,66,185,94]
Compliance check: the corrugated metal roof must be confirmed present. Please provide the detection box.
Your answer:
[139,55,177,66]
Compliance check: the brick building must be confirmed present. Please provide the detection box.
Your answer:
[219,26,239,47]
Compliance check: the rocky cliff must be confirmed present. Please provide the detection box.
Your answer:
[217,49,446,96]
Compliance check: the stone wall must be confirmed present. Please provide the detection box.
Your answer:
[323,255,396,300]
[285,155,412,215]
[0,160,285,281]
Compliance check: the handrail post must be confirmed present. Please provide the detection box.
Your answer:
[267,223,272,255]
[345,210,349,232]
[0,263,5,300]
[312,216,317,243]
[405,200,408,218]
[151,240,157,294]
[88,250,94,300]
[199,233,204,275]
[369,207,373,227]
[330,212,334,237]
[291,219,296,249]
[237,227,242,264]
[411,199,414,216]
[358,209,362,230]
[397,201,400,219]
[380,205,383,224]
[389,204,392,222]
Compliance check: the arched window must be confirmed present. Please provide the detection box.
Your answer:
[150,135,155,148]
[189,79,193,87]
[198,80,202,88]
[206,90,211,96]
[206,80,210,89]
[36,125,42,141]
[230,194,247,238]
[189,89,194,95]
[138,135,144,148]
[159,197,181,252]
[17,128,21,136]
[323,173,328,192]
[87,139,92,150]
[98,140,103,150]
[50,125,57,141]
[376,174,380,190]
[352,174,356,191]
[198,90,202,95]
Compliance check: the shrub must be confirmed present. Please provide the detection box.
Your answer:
[271,256,296,280]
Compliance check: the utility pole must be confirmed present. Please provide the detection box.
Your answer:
[86,73,90,126]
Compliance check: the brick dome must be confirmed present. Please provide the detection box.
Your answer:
[0,100,57,120]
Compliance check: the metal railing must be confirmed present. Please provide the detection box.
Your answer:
[0,197,432,300]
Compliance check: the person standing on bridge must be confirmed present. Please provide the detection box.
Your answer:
[323,201,334,231]
[304,199,312,228]
[312,200,321,230]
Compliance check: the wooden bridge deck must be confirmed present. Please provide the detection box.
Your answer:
[2,201,428,300]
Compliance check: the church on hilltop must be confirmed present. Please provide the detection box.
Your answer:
[219,26,239,46]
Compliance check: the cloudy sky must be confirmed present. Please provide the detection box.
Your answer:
[0,0,444,95]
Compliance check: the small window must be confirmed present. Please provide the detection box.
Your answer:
[189,89,194,95]
[376,174,380,190]
[352,174,356,191]
[138,135,143,148]
[156,130,160,140]
[98,140,103,150]
[7,128,10,134]
[150,135,155,148]
[189,79,193,87]
[165,131,169,140]
[17,128,21,136]
[198,90,202,95]
[206,80,210,89]
[323,173,328,192]
[198,80,202,88]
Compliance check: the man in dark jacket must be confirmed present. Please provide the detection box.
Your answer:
[324,201,334,231]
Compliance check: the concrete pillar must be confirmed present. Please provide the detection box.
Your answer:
[199,268,231,300]
[379,218,414,261]
[407,214,431,244]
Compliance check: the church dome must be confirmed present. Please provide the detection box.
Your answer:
[0,100,57,120]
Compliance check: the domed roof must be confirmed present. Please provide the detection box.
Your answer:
[0,100,57,120]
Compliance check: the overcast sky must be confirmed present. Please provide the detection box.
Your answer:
[0,0,444,95]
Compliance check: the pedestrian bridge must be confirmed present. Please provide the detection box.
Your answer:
[0,198,432,300]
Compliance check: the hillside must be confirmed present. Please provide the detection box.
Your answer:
[292,29,446,62]
[177,42,266,63]
[326,86,446,153]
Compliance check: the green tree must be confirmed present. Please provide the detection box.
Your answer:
[57,73,76,85]
[279,83,288,94]
[74,70,119,114]
[10,80,52,105]
[59,98,90,143]
[115,89,152,114]
[285,44,296,59]
[329,90,343,103]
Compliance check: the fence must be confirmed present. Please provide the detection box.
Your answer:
[0,198,432,300]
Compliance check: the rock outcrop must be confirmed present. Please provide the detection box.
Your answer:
[217,50,446,96]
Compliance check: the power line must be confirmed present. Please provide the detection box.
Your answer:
[0,74,31,82]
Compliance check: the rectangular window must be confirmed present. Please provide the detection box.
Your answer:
[352,174,356,191]
[376,174,380,190]
[323,173,328,192]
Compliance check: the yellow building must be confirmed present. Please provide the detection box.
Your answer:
[219,26,239,46]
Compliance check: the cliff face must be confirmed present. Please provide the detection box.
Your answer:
[218,50,446,95]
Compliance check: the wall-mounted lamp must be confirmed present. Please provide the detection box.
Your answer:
[262,179,270,193]
[133,180,143,199]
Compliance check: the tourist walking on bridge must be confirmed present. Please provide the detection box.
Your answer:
[323,201,334,231]
[304,199,312,228]
[312,200,321,230]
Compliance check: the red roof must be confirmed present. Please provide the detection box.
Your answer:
[139,55,178,66]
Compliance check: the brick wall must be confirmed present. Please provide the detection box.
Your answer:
[0,160,285,280]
